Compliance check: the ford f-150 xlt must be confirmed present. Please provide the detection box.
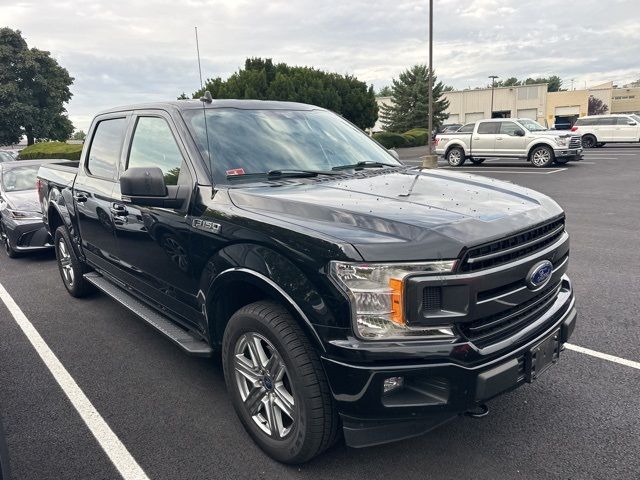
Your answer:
[435,118,583,167]
[38,98,577,463]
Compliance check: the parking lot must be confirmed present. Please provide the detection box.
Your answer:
[0,146,639,480]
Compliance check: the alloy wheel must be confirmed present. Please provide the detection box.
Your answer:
[57,238,74,287]
[233,332,295,439]
[448,150,462,166]
[532,149,551,167]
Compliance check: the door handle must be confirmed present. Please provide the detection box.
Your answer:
[110,204,128,216]
[496,137,503,141]
[74,193,88,203]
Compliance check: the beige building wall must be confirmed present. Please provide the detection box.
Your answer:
[611,87,640,114]
[373,96,393,132]
[444,84,547,124]
[546,90,589,126]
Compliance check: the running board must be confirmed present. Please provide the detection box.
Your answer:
[84,272,213,357]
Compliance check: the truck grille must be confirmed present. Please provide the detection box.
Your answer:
[460,217,565,272]
[460,281,562,347]
[569,136,581,149]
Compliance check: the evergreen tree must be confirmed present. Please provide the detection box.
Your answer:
[192,58,378,130]
[379,65,449,133]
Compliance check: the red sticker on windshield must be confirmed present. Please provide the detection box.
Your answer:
[226,168,246,176]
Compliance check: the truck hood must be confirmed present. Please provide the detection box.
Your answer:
[1,189,41,213]
[528,130,576,138]
[228,168,564,261]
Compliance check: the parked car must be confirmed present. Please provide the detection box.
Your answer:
[0,160,58,257]
[571,114,640,148]
[432,123,463,139]
[435,118,583,167]
[38,99,576,463]
[0,152,15,163]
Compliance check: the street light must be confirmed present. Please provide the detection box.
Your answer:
[489,75,498,118]
[423,0,437,168]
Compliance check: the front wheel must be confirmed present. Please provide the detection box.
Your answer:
[0,222,18,258]
[530,145,555,168]
[54,226,93,297]
[222,301,339,463]
[582,135,597,149]
[446,147,466,167]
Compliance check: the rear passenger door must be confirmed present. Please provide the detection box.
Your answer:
[111,112,200,326]
[472,122,500,156]
[74,115,128,273]
[594,117,617,142]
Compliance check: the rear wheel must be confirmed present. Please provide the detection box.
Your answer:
[222,301,339,464]
[582,135,597,149]
[54,226,93,297]
[530,145,555,168]
[446,147,466,167]
[470,158,485,165]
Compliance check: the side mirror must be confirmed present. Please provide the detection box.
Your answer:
[513,129,525,137]
[388,149,400,161]
[628,121,637,126]
[120,167,169,207]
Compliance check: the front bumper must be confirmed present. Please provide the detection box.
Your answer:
[1,216,53,252]
[554,147,583,159]
[322,284,576,448]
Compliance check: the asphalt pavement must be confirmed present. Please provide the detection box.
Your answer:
[0,146,639,480]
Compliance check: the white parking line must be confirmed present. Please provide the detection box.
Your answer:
[0,283,150,480]
[441,168,567,175]
[565,343,640,370]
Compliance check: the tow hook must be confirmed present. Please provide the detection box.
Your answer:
[464,404,489,419]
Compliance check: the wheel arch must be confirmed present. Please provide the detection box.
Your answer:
[206,268,326,353]
[527,141,555,160]
[445,142,466,158]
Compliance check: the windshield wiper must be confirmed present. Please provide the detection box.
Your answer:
[226,169,339,180]
[331,161,400,171]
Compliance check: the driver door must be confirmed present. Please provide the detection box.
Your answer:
[496,121,527,156]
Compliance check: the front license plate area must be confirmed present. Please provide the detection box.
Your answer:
[525,329,560,382]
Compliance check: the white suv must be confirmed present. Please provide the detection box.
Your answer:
[571,114,640,148]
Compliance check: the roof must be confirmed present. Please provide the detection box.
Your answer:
[97,99,322,116]
[579,113,634,118]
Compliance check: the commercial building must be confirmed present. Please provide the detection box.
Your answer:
[374,81,640,132]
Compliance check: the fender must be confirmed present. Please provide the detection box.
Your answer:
[526,139,556,157]
[212,268,326,351]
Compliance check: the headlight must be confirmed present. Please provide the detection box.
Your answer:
[554,136,569,146]
[329,260,456,340]
[8,209,41,220]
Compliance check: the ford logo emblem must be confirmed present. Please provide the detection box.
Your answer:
[526,260,553,290]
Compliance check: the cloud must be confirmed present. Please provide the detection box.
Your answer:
[1,0,638,130]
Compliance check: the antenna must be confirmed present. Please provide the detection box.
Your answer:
[195,26,204,90]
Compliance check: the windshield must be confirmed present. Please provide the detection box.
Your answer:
[519,119,547,132]
[630,114,640,123]
[183,108,401,182]
[1,165,40,192]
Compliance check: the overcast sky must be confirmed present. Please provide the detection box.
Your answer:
[2,0,639,131]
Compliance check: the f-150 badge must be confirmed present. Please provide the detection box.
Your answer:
[192,219,221,234]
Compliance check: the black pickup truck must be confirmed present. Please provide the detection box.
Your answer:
[38,99,577,463]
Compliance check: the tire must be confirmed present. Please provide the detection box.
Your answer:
[54,226,93,297]
[446,147,466,167]
[582,135,597,149]
[470,158,485,165]
[530,145,555,168]
[222,301,339,464]
[0,222,19,258]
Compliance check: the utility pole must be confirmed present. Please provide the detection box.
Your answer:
[489,75,498,118]
[422,0,438,168]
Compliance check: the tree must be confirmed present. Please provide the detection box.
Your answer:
[192,58,378,130]
[71,130,86,141]
[628,78,640,88]
[378,65,449,133]
[376,85,392,97]
[0,28,74,145]
[588,95,609,115]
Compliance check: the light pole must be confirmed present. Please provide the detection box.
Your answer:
[422,0,437,168]
[488,75,498,118]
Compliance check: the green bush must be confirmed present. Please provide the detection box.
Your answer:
[372,132,409,149]
[403,128,430,146]
[18,142,83,160]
